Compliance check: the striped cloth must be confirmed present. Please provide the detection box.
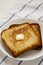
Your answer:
[0,0,43,65]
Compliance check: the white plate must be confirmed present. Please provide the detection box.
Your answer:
[0,18,43,60]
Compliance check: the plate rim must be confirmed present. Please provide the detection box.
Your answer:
[0,18,43,60]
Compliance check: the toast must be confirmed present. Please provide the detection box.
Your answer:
[9,23,42,49]
[1,23,41,57]
[9,23,42,50]
[31,23,42,49]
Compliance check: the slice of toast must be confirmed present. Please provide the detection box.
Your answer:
[9,23,42,49]
[1,23,41,57]
[31,23,42,49]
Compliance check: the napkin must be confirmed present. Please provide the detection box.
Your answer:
[0,0,43,65]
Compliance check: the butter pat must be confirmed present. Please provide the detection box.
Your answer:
[16,34,24,40]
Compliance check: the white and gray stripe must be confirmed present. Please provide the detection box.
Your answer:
[0,1,43,28]
[18,60,22,65]
[38,16,43,21]
[25,2,43,18]
[0,56,7,64]
[38,59,43,65]
[0,0,43,65]
[0,0,33,28]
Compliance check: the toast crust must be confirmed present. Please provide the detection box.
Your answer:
[1,23,42,57]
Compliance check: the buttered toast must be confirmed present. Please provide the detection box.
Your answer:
[1,23,42,57]
[9,23,42,49]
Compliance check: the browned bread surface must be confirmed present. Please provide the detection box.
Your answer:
[31,23,42,49]
[9,23,42,49]
[1,23,42,57]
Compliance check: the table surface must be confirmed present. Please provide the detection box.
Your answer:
[0,0,43,65]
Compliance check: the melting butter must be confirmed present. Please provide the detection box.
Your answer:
[16,34,24,40]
